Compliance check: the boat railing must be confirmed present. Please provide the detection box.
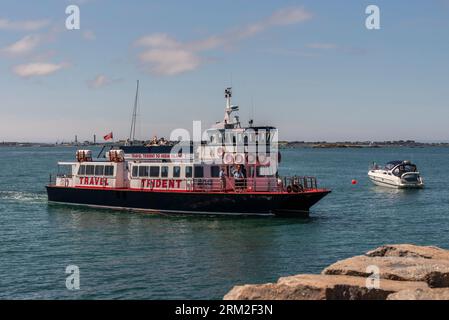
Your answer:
[282,176,318,191]
[182,176,319,193]
[48,173,73,186]
[48,173,57,185]
[186,177,281,193]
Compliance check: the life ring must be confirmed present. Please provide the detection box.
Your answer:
[223,153,234,164]
[258,154,268,165]
[217,147,225,157]
[246,153,257,164]
[234,153,245,164]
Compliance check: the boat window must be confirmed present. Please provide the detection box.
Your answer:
[161,166,169,178]
[256,166,275,177]
[185,166,193,178]
[78,165,86,175]
[194,166,204,178]
[86,165,95,175]
[173,166,181,178]
[104,165,114,176]
[211,166,220,178]
[150,166,160,177]
[95,165,104,176]
[139,166,149,177]
[132,166,138,178]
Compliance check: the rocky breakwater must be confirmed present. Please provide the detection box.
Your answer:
[224,244,449,300]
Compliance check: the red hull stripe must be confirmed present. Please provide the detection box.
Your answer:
[47,185,331,195]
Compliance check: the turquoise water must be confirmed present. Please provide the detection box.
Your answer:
[1,146,448,299]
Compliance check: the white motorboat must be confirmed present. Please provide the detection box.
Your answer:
[368,160,424,189]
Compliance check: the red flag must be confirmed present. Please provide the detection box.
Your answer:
[103,132,113,141]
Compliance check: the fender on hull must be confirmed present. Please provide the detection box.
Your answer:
[46,186,331,217]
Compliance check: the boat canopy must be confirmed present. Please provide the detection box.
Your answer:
[385,160,405,170]
[385,160,418,176]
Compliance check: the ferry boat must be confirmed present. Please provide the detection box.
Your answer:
[46,88,331,217]
[368,160,424,189]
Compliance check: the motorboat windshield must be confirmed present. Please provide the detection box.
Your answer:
[386,161,417,177]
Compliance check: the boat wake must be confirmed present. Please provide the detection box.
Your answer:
[0,191,47,204]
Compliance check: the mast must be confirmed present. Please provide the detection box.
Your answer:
[129,80,139,142]
[223,87,240,128]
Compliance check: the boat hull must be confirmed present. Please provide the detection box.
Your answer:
[46,186,331,217]
[368,172,424,189]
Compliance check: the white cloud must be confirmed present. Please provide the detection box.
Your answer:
[12,62,67,77]
[268,7,312,25]
[135,6,312,76]
[88,74,122,88]
[135,33,180,48]
[139,49,201,76]
[0,18,50,31]
[2,35,41,55]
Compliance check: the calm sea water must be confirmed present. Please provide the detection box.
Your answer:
[1,146,448,299]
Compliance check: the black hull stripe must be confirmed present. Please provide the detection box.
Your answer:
[46,186,330,217]
[48,201,274,216]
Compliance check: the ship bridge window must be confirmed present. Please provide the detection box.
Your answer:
[132,166,138,178]
[185,166,193,178]
[105,165,114,176]
[139,166,149,177]
[58,164,73,177]
[78,165,86,175]
[173,166,181,178]
[95,165,104,176]
[161,166,169,178]
[150,166,160,177]
[86,165,95,175]
[194,166,204,178]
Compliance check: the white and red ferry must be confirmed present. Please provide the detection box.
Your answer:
[46,88,330,217]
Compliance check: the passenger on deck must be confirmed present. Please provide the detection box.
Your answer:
[219,167,227,191]
[233,165,244,190]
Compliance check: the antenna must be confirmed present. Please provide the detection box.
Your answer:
[129,80,139,142]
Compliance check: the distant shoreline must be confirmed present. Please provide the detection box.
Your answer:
[280,140,449,148]
[1,140,449,148]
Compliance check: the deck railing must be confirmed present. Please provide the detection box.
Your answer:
[187,176,318,193]
[49,173,320,193]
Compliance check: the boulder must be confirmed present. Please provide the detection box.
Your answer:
[388,288,449,300]
[323,252,449,288]
[366,244,449,260]
[224,244,449,300]
[224,274,428,300]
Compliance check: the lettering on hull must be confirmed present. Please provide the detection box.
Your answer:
[140,179,182,189]
[78,177,110,186]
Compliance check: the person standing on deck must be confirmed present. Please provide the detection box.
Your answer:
[233,165,244,190]
[219,167,227,191]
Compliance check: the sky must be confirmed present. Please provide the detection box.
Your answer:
[0,0,448,143]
